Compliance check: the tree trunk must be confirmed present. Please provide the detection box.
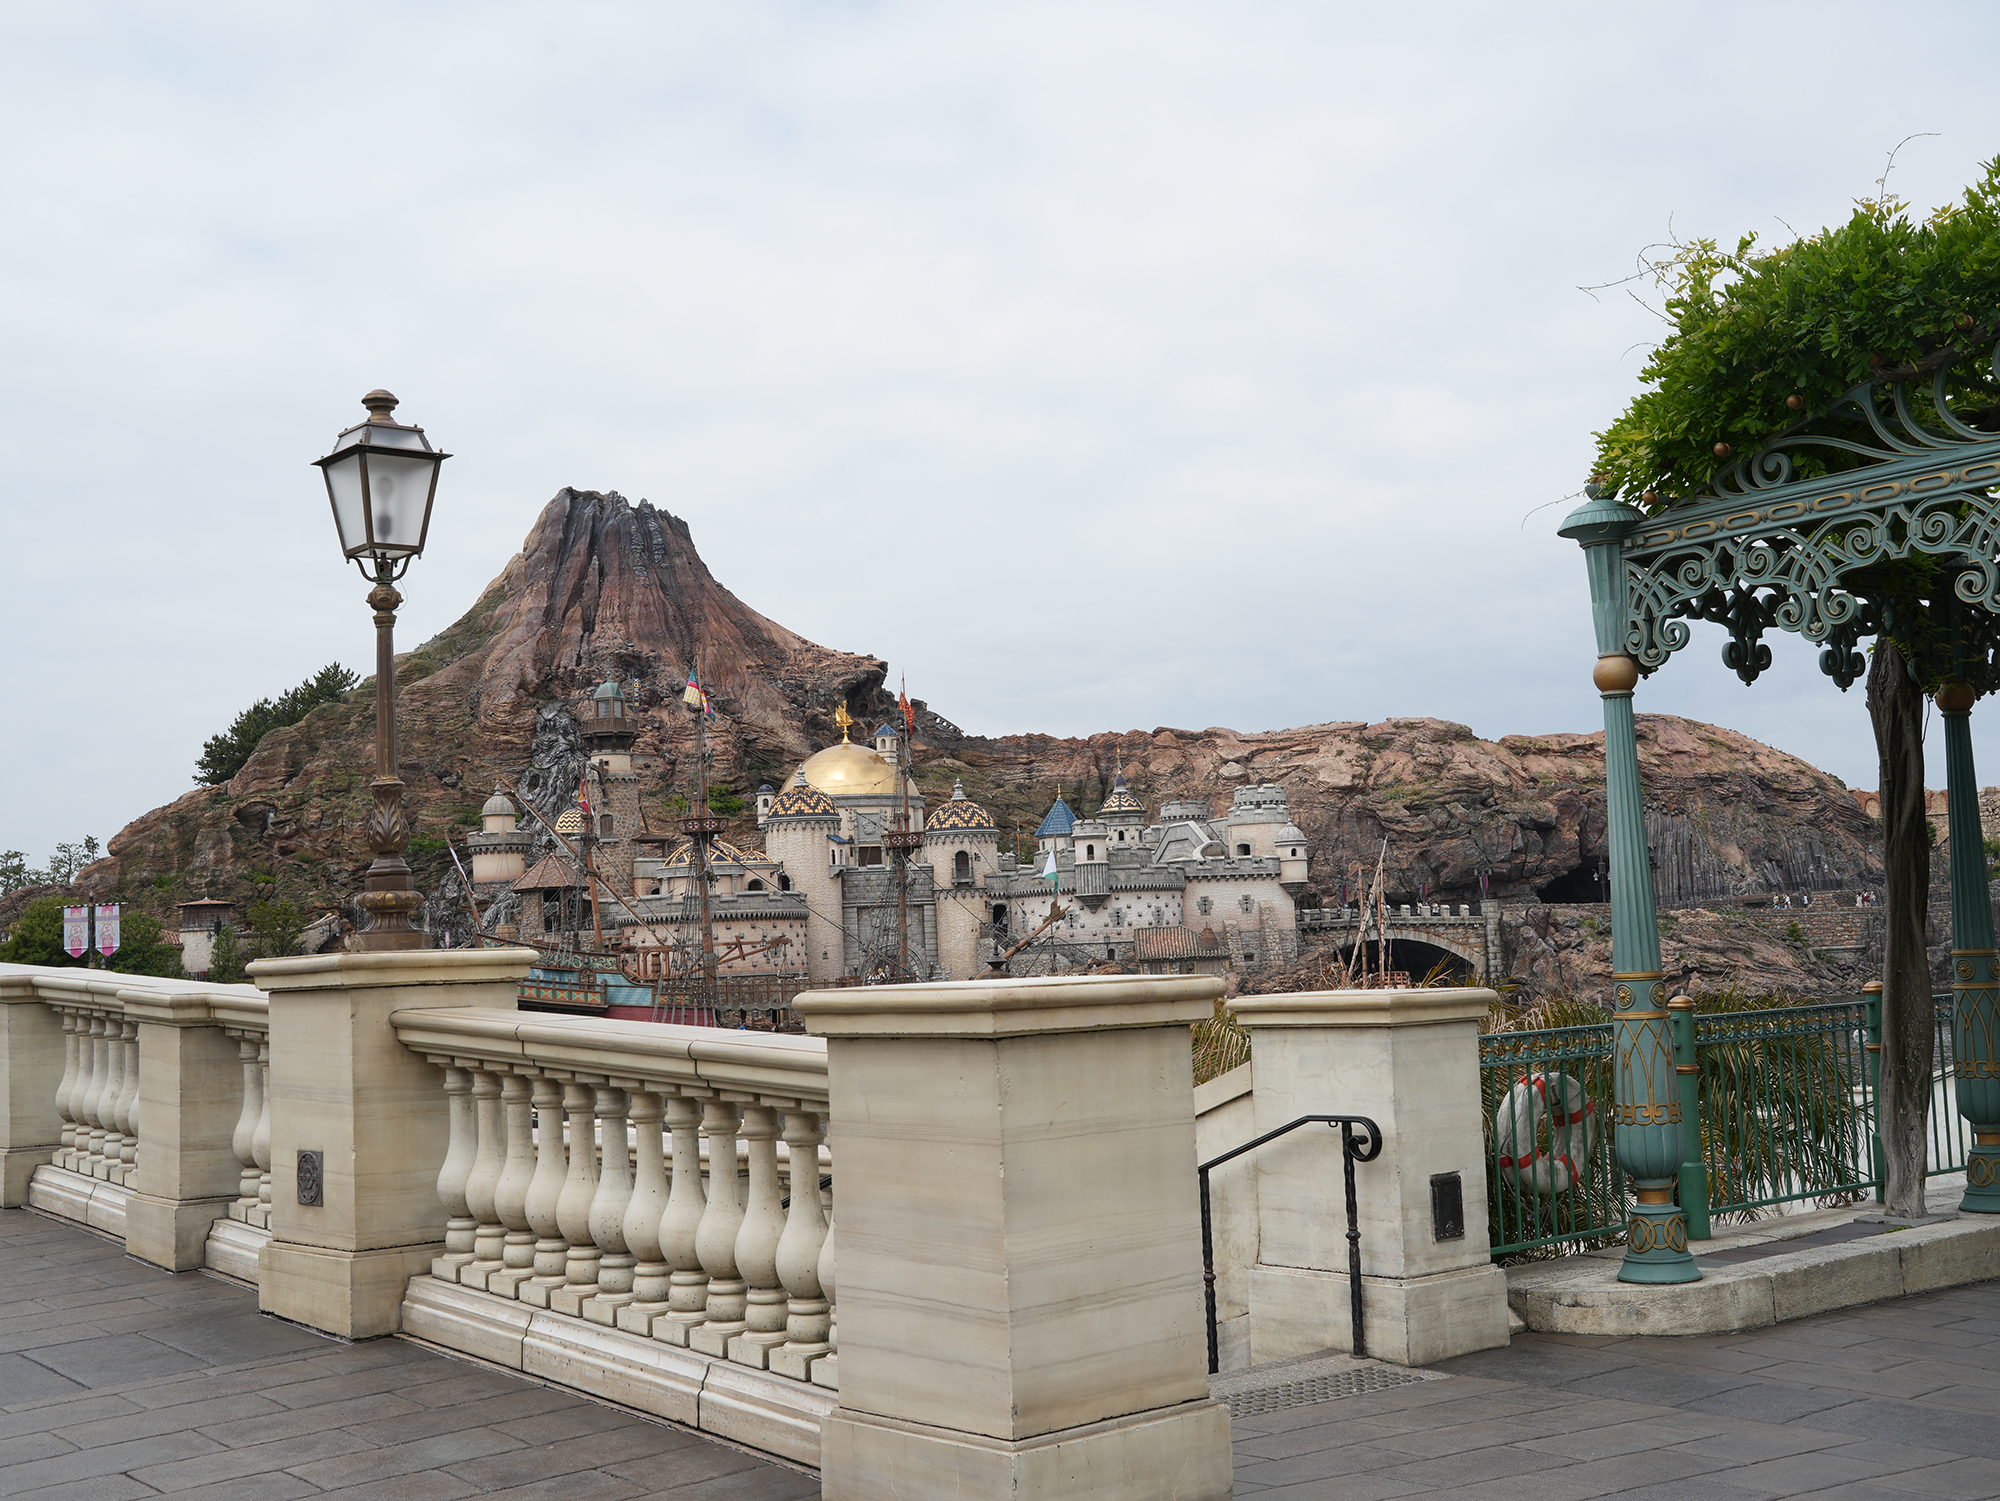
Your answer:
[1868,639,1933,1217]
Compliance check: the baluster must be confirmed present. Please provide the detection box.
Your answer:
[230,1035,263,1221]
[54,1011,79,1169]
[615,1087,671,1335]
[812,1212,838,1390]
[522,1075,570,1302]
[769,1109,830,1379]
[115,1020,140,1182]
[460,1068,507,1288]
[549,1078,602,1307]
[97,1013,128,1181]
[578,1086,635,1323]
[654,1093,709,1345]
[726,1105,789,1367]
[689,1101,747,1355]
[253,1039,272,1226]
[433,1065,479,1278]
[489,1072,539,1298]
[75,1024,106,1176]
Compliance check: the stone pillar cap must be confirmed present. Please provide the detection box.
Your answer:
[797,972,1221,1038]
[1230,987,1498,1028]
[250,947,539,994]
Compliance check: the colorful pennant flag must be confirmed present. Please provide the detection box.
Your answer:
[95,904,119,957]
[63,906,87,959]
[899,677,914,737]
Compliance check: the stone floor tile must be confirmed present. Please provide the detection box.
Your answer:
[0,1396,135,1438]
[1516,1412,1736,1460]
[130,1427,379,1491]
[20,1331,212,1387]
[1373,1442,1561,1488]
[483,1398,654,1446]
[2,1429,226,1493]
[8,1476,163,1501]
[0,1323,118,1359]
[1568,1482,1765,1501]
[1220,1477,1427,1501]
[1870,1454,2000,1497]
[475,1473,651,1501]
[56,1391,281,1450]
[1540,1447,1740,1494]
[0,1429,77,1467]
[603,1441,769,1487]
[284,1425,525,1489]
[445,1425,697,1489]
[1796,1395,2000,1457]
[163,1476,324,1501]
[1668,1425,1868,1463]
[1683,1382,1863,1423]
[1715,1450,1904,1497]
[341,1388,603,1447]
[144,1312,336,1366]
[1911,1382,2000,1415]
[197,1391,426,1447]
[1432,1344,1640,1386]
[307,1473,482,1501]
[1736,1361,1961,1400]
[1552,1363,1761,1408]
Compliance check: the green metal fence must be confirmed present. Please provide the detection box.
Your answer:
[1480,1022,1625,1258]
[1485,991,1973,1260]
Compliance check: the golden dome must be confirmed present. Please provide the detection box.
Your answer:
[796,741,901,798]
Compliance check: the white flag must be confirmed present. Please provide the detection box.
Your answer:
[63,907,88,959]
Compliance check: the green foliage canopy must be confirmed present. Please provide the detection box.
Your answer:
[196,664,358,786]
[0,897,86,967]
[1592,160,2000,508]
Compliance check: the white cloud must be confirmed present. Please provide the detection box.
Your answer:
[0,0,1992,861]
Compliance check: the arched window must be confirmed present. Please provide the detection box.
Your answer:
[953,850,971,884]
[1236,843,1251,857]
[1085,844,1096,860]
[599,814,615,836]
[1197,895,1212,916]
[778,874,792,891]
[746,878,765,892]
[992,904,1008,928]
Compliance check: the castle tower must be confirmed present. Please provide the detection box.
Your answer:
[1098,763,1148,847]
[1072,816,1110,910]
[466,785,531,886]
[762,770,845,984]
[577,677,643,895]
[1276,820,1310,894]
[1035,792,1076,859]
[923,779,1000,978]
[873,720,902,761]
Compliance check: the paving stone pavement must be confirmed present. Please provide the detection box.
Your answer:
[1234,1281,2000,1499]
[15,1205,2000,1500]
[0,1209,819,1500]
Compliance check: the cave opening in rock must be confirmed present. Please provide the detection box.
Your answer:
[1336,937,1474,985]
[1536,859,1607,904]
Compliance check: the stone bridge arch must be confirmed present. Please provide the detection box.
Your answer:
[1297,907,1503,981]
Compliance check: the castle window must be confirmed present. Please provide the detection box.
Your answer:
[1197,896,1212,916]
[1085,844,1095,860]
[1239,894,1254,914]
[779,874,792,891]
[992,903,1008,928]
[746,879,765,892]
[953,850,971,885]
[1236,843,1251,857]
[596,701,610,718]
[859,845,883,867]
[599,815,615,836]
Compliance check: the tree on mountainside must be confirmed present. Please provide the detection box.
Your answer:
[0,897,86,967]
[196,664,359,786]
[1591,156,2000,1219]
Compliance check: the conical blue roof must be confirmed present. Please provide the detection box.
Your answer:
[1035,796,1076,838]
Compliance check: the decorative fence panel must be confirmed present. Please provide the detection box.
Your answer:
[1486,992,1976,1260]
[1480,1021,1624,1258]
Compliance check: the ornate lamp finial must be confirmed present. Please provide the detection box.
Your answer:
[361,389,399,422]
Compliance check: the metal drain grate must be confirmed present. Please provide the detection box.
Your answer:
[1219,1362,1430,1418]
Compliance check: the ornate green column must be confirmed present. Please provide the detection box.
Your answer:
[1938,682,2000,1211]
[1562,493,1699,1283]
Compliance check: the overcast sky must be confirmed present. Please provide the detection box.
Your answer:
[3,2,1997,864]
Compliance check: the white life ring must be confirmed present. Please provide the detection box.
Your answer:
[1494,1072,1597,1196]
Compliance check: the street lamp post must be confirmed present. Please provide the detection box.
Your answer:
[313,390,450,951]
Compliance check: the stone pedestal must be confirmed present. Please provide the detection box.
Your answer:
[798,973,1233,1501]
[121,989,246,1270]
[0,975,63,1206]
[1233,988,1511,1367]
[250,949,533,1338]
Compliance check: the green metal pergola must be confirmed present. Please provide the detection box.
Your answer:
[1561,342,2000,1283]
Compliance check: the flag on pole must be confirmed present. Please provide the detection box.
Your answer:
[899,677,914,737]
[1041,850,1060,886]
[95,904,119,957]
[682,667,715,721]
[63,907,88,959]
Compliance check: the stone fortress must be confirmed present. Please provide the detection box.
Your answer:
[461,678,1311,984]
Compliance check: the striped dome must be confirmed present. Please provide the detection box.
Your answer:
[926,779,995,832]
[662,837,764,867]
[766,771,837,819]
[555,807,584,834]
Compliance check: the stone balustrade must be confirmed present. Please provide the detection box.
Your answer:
[1,965,269,1271]
[388,1006,839,1462]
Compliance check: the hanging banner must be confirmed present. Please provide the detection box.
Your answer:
[95,904,120,957]
[63,906,88,959]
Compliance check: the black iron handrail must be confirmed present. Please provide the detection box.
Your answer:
[1198,1113,1384,1373]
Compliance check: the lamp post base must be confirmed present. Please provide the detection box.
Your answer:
[1618,1197,1699,1284]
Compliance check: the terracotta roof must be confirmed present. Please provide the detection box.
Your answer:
[1131,925,1225,961]
[514,853,584,891]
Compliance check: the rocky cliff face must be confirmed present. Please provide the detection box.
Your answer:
[54,489,1885,983]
